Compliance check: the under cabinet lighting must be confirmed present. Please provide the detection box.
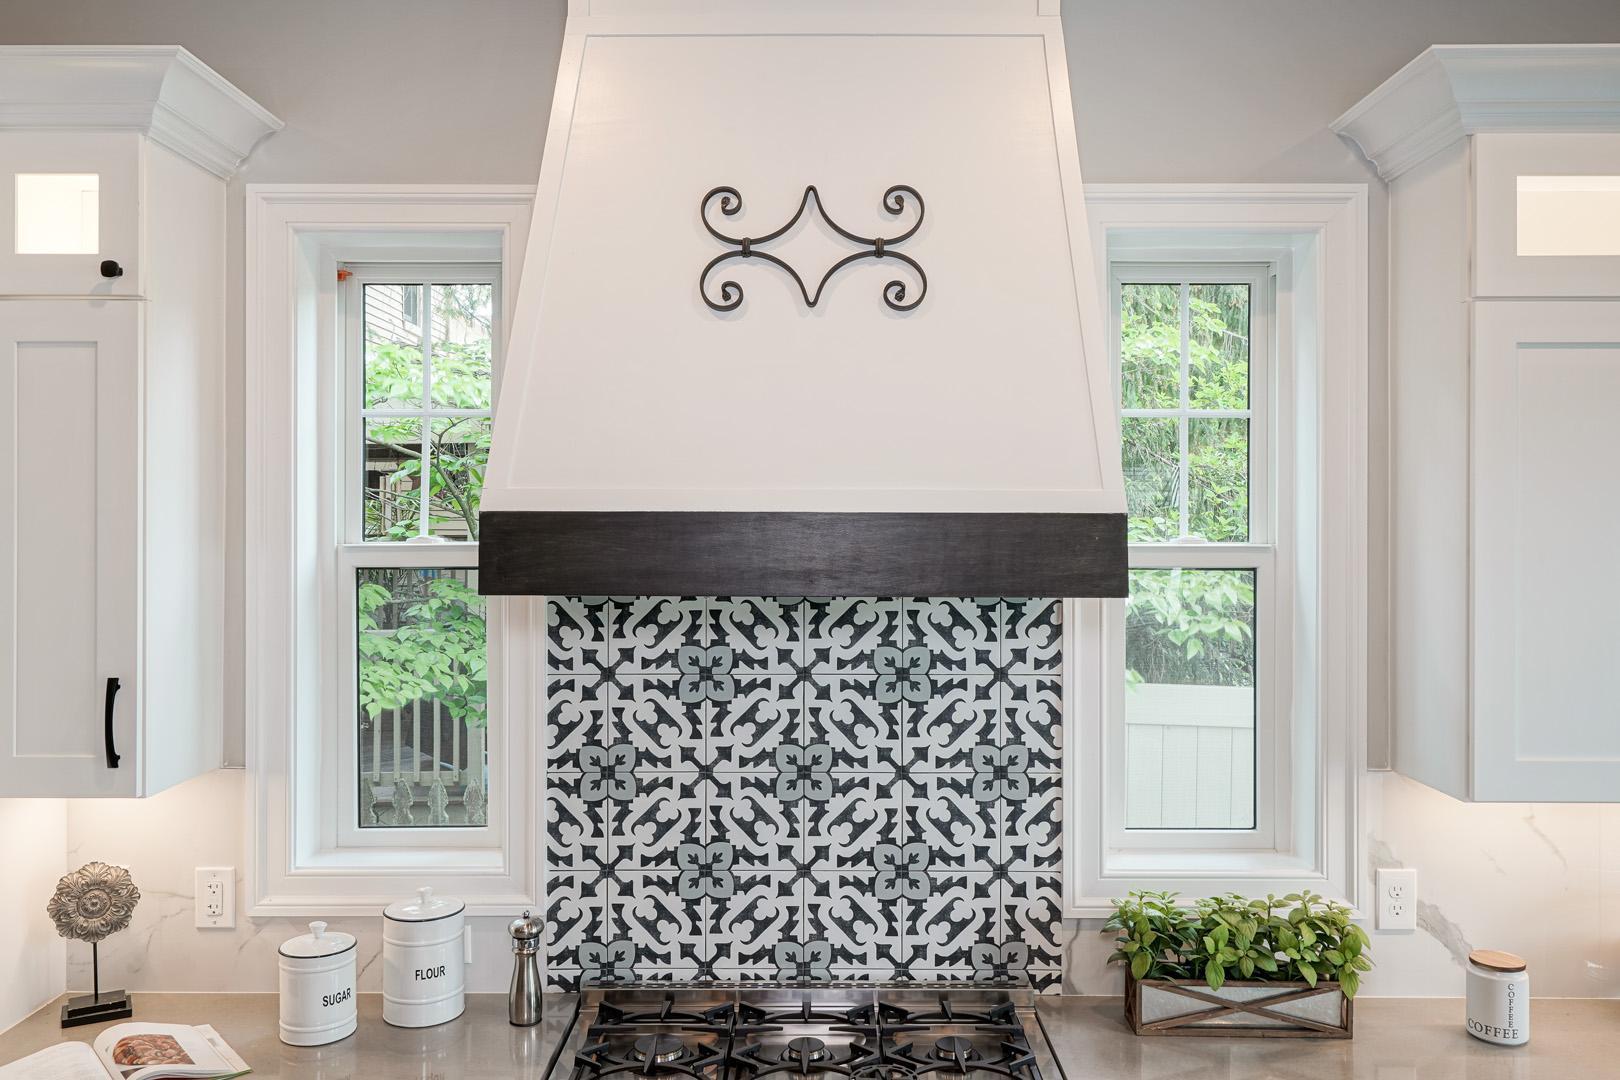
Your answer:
[15,173,99,255]
[1517,175,1620,257]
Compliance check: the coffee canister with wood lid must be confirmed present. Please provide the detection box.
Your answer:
[383,886,468,1028]
[1466,949,1529,1046]
[278,921,358,1046]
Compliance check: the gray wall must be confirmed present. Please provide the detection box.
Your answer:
[4,0,1619,764]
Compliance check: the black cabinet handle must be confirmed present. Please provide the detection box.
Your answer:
[100,260,123,279]
[104,677,121,769]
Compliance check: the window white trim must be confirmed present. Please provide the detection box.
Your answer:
[1067,183,1367,918]
[244,185,540,916]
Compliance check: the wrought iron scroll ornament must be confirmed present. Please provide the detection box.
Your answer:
[700,185,927,312]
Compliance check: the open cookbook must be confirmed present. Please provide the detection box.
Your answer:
[0,1024,248,1080]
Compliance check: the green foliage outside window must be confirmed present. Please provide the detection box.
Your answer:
[1120,282,1256,689]
[358,282,493,735]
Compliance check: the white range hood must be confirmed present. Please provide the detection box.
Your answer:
[481,0,1125,596]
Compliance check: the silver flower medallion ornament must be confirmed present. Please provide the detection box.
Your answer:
[47,861,140,943]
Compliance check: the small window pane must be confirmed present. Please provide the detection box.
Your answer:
[1124,568,1256,830]
[15,173,98,254]
[1187,283,1250,408]
[1122,416,1179,542]
[1119,283,1181,409]
[364,417,423,541]
[1518,175,1620,257]
[364,284,425,408]
[427,415,491,540]
[1187,417,1249,542]
[430,283,494,409]
[357,567,488,828]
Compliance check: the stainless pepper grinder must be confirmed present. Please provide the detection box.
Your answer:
[508,910,543,1026]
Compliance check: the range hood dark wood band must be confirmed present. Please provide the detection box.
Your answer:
[478,511,1127,597]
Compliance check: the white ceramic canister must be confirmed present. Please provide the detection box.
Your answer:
[279,921,358,1046]
[383,886,468,1028]
[1466,949,1529,1046]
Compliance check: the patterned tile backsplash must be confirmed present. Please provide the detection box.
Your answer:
[542,597,1063,992]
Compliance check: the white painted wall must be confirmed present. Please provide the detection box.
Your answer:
[0,800,66,1031]
[2,0,1619,1005]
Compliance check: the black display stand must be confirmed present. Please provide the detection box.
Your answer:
[61,942,132,1028]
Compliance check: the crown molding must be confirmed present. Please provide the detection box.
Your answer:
[1332,44,1620,182]
[0,45,282,178]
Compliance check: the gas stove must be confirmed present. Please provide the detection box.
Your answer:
[547,983,1065,1079]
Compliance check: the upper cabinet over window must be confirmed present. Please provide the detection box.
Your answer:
[0,48,279,797]
[1335,45,1620,801]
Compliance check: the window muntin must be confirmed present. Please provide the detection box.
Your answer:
[345,266,497,831]
[1113,265,1273,838]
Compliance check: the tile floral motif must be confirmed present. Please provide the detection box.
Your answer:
[705,772,799,868]
[610,771,704,868]
[611,870,703,978]
[611,676,702,771]
[1000,599,1062,673]
[1003,675,1062,773]
[705,871,799,977]
[803,677,904,773]
[544,596,1063,992]
[546,597,610,674]
[905,674,996,772]
[707,675,800,771]
[901,772,997,871]
[903,598,998,673]
[804,871,907,975]
[543,674,610,773]
[804,772,903,870]
[706,597,800,673]
[611,597,704,673]
[802,598,901,672]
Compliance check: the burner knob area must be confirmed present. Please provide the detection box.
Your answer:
[784,1036,828,1062]
[633,1034,689,1064]
[934,1035,977,1061]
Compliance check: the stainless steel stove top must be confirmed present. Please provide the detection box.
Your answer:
[547,982,1065,1079]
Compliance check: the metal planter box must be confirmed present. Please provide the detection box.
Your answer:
[1124,974,1353,1038]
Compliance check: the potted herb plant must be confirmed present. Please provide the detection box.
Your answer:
[1106,890,1372,1038]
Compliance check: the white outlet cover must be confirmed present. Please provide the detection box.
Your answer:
[194,867,235,929]
[1376,867,1417,931]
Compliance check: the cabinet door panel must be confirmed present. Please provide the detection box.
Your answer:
[0,132,141,297]
[1472,300,1620,800]
[1475,134,1620,298]
[0,300,138,795]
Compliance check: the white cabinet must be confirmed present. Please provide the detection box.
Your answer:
[0,47,279,797]
[0,301,140,795]
[0,131,142,296]
[1335,45,1620,800]
[1471,301,1620,801]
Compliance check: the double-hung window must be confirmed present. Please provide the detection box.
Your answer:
[1111,265,1282,847]
[341,265,497,833]
[1069,184,1366,917]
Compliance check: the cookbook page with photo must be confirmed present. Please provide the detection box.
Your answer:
[92,1024,247,1080]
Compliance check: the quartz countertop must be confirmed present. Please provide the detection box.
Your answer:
[3,993,1618,1078]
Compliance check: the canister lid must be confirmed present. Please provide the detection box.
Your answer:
[384,886,466,923]
[1469,949,1527,973]
[509,909,542,940]
[279,920,357,959]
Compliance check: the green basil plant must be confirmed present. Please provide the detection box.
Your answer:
[1105,889,1373,998]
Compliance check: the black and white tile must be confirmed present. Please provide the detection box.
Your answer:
[543,596,1064,992]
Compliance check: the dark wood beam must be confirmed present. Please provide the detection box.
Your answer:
[478,511,1127,597]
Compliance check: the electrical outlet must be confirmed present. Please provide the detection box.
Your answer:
[195,867,235,929]
[1376,867,1417,931]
